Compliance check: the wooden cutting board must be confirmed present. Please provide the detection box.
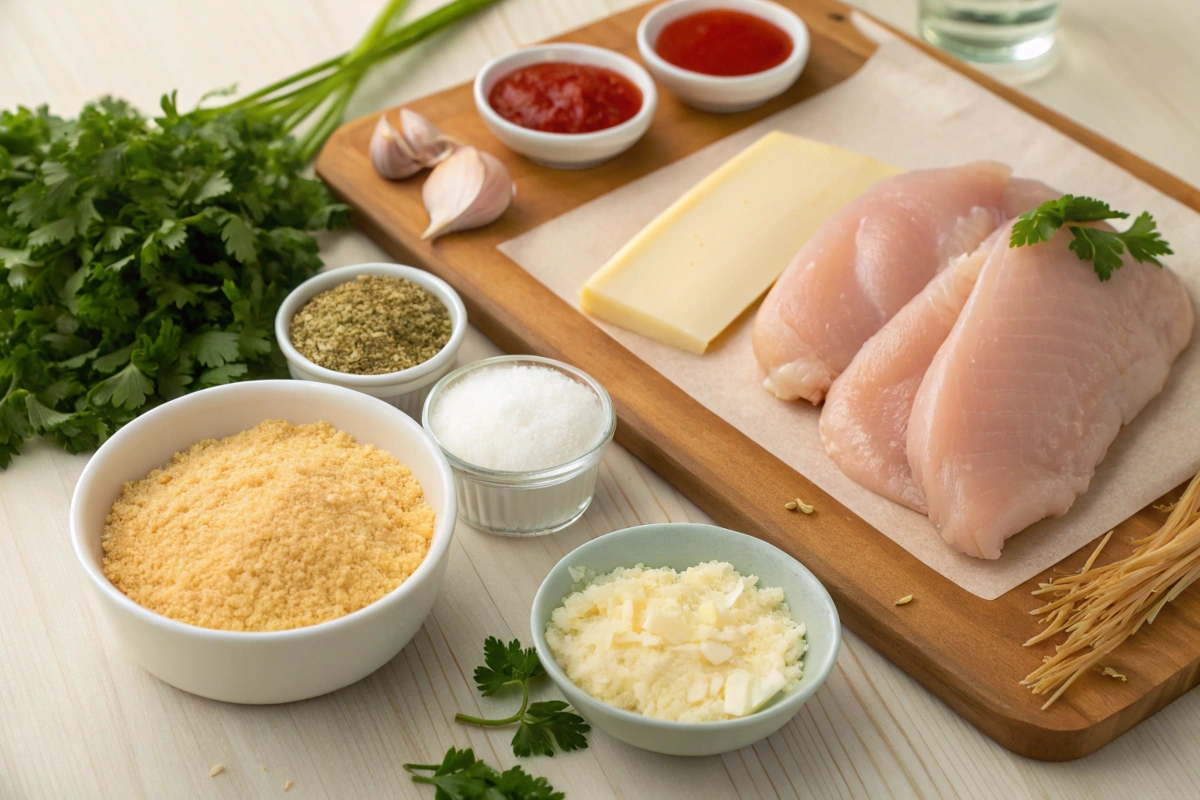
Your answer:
[316,0,1200,761]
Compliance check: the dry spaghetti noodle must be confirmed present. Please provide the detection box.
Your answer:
[1022,470,1200,709]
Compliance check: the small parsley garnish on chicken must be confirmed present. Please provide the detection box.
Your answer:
[1009,194,1172,281]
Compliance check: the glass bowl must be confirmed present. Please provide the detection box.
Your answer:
[421,355,616,536]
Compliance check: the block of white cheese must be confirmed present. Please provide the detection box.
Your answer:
[579,131,900,353]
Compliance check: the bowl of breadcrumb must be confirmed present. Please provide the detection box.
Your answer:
[69,380,456,704]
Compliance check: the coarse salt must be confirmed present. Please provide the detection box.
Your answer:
[430,364,606,471]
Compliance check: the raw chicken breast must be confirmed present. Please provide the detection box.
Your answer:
[754,162,1019,404]
[907,223,1194,559]
[820,230,1002,512]
[819,180,1059,512]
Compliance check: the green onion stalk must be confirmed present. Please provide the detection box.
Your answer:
[198,0,501,161]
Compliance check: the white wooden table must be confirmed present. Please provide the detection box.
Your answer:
[3,1,1200,798]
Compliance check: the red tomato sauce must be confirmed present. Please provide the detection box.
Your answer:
[487,63,643,134]
[655,9,794,77]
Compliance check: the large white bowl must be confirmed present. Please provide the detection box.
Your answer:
[531,523,841,756]
[275,263,468,418]
[637,0,810,113]
[474,43,658,169]
[69,380,457,704]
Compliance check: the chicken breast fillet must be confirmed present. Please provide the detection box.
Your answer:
[907,223,1194,559]
[819,180,1059,512]
[819,230,1001,513]
[754,161,1028,404]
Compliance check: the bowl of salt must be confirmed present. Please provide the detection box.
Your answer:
[421,355,616,535]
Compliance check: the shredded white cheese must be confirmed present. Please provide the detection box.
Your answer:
[545,561,806,722]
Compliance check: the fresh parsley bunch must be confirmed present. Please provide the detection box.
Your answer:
[0,99,346,465]
[405,748,564,800]
[0,0,501,467]
[455,637,590,758]
[1009,194,1173,281]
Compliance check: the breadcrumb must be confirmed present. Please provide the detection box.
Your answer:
[102,420,435,631]
[209,765,224,777]
[284,780,294,791]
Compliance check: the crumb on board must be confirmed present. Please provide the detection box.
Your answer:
[209,765,224,777]
[894,594,913,606]
[1094,665,1128,681]
[784,498,815,514]
[284,780,294,791]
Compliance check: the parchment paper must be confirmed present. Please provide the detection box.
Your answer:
[498,36,1200,599]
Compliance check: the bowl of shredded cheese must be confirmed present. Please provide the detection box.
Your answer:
[530,523,840,756]
[69,380,456,704]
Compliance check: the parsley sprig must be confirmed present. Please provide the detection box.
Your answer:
[454,637,590,758]
[405,747,564,800]
[1009,194,1173,281]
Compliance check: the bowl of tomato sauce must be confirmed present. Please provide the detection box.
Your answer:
[474,43,658,170]
[637,0,810,113]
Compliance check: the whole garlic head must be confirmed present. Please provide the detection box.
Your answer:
[421,146,515,240]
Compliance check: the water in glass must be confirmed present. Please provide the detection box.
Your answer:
[919,0,1062,64]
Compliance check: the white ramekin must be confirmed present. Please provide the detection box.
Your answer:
[69,380,456,704]
[636,0,810,113]
[422,355,617,536]
[275,262,467,417]
[474,43,658,169]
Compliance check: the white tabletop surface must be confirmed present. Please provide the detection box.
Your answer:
[2,1,1199,798]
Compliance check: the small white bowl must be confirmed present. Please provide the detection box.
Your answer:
[422,355,616,535]
[531,523,841,756]
[70,380,457,704]
[275,262,467,418]
[474,43,658,169]
[637,0,810,113]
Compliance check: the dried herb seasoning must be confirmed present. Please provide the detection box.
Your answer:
[290,275,452,374]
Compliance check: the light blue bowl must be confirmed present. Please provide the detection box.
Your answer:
[530,523,841,756]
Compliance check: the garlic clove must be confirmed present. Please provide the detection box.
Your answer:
[369,113,422,180]
[421,146,515,240]
[399,108,458,168]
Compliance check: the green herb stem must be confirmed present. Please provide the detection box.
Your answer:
[455,682,529,727]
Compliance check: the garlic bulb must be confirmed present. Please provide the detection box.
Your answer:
[421,146,515,240]
[400,108,457,168]
[369,109,458,180]
[369,113,421,180]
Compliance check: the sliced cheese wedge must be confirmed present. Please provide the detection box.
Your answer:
[580,131,899,353]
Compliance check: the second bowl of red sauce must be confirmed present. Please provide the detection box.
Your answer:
[637,0,810,113]
[475,43,658,169]
[655,8,794,77]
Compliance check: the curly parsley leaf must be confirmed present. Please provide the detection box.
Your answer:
[0,99,348,465]
[405,747,564,800]
[511,701,591,758]
[1009,195,1172,281]
[474,636,545,697]
[456,638,589,758]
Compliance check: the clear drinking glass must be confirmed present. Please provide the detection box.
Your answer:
[919,0,1062,64]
